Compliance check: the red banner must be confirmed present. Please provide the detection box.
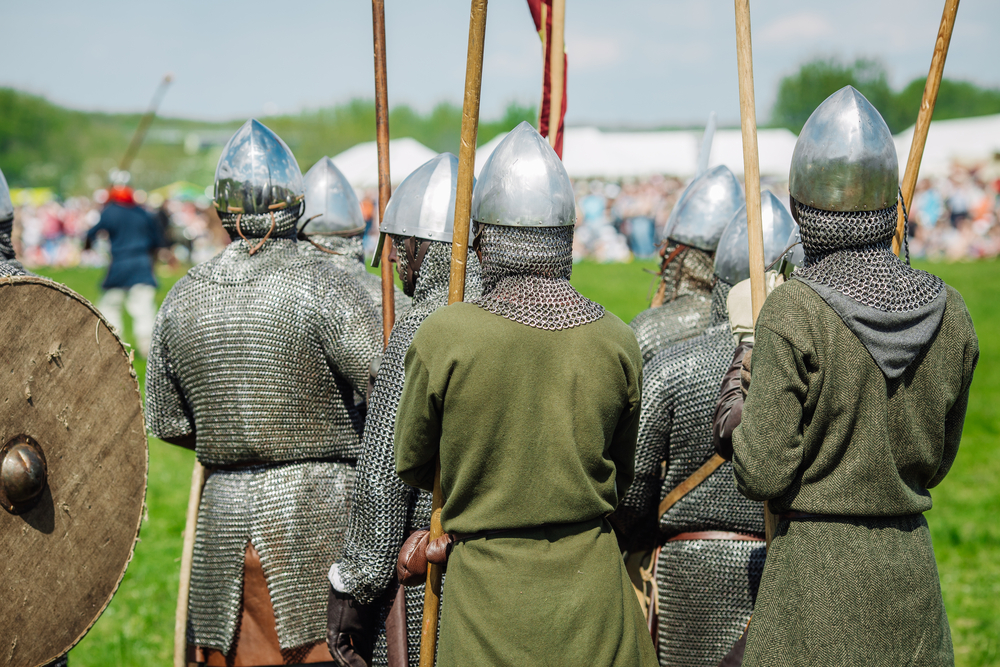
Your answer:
[528,0,567,158]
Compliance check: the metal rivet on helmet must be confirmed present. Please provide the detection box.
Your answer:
[472,122,575,228]
[663,165,745,251]
[789,86,898,212]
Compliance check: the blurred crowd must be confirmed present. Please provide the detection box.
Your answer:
[13,191,230,271]
[12,160,1000,270]
[907,166,1000,261]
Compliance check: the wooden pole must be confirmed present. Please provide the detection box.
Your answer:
[174,460,205,667]
[420,3,488,665]
[546,0,565,151]
[734,0,778,546]
[120,74,173,173]
[892,0,960,257]
[373,0,395,346]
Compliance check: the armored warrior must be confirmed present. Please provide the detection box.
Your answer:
[733,87,978,667]
[145,119,382,666]
[611,191,795,667]
[326,153,482,667]
[393,122,657,666]
[298,156,410,312]
[630,166,744,364]
[0,167,28,278]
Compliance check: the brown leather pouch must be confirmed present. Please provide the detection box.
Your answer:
[397,530,457,586]
[397,530,429,586]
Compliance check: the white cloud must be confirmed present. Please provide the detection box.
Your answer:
[569,34,625,70]
[758,13,833,45]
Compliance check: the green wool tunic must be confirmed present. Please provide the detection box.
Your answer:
[733,280,979,667]
[395,302,657,667]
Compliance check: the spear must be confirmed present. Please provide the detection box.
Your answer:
[734,0,778,545]
[173,461,204,667]
[372,0,395,345]
[119,73,173,174]
[892,0,960,257]
[420,2,488,665]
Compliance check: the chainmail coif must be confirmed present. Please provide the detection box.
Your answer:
[335,240,481,667]
[0,217,30,276]
[630,245,716,364]
[473,224,603,330]
[792,201,942,312]
[219,206,301,240]
[299,233,412,311]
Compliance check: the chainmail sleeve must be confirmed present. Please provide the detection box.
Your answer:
[145,285,195,440]
[333,313,420,604]
[315,264,383,397]
[611,348,677,552]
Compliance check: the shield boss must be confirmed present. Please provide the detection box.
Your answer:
[0,277,147,667]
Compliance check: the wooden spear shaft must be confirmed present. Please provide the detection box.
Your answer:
[373,0,395,346]
[546,0,565,151]
[420,3,488,665]
[734,0,778,546]
[173,460,205,667]
[892,0,960,257]
[120,74,173,173]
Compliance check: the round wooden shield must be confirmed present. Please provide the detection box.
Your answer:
[0,277,148,667]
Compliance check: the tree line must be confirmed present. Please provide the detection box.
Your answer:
[1,56,998,196]
[771,57,1000,134]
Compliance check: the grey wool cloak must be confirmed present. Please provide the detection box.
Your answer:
[394,302,658,667]
[733,280,979,667]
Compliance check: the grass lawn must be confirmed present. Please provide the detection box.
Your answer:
[32,257,998,666]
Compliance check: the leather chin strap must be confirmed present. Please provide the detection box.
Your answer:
[235,212,277,256]
[402,236,432,295]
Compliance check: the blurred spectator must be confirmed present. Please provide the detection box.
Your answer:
[84,185,165,357]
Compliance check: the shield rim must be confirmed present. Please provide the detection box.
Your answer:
[0,274,148,666]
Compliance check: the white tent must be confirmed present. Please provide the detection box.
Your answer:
[475,126,798,180]
[331,137,438,189]
[895,113,1000,178]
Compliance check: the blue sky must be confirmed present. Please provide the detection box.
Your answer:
[2,0,997,127]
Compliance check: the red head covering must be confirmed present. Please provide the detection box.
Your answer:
[108,185,135,205]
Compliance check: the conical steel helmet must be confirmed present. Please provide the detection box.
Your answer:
[789,86,898,212]
[472,121,575,227]
[372,153,464,266]
[300,157,365,235]
[214,119,304,215]
[714,191,798,285]
[663,165,744,251]
[0,167,12,222]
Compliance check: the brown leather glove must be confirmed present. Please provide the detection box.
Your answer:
[327,587,376,667]
[740,347,752,399]
[713,342,752,461]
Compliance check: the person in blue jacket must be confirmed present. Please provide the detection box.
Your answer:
[85,184,164,356]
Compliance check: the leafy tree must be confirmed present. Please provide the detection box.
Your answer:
[770,57,1000,134]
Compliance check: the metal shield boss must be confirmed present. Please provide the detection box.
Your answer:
[0,277,147,667]
[300,157,365,236]
[789,86,898,212]
[663,165,745,251]
[714,191,798,285]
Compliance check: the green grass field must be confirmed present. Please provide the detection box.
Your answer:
[33,258,998,666]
